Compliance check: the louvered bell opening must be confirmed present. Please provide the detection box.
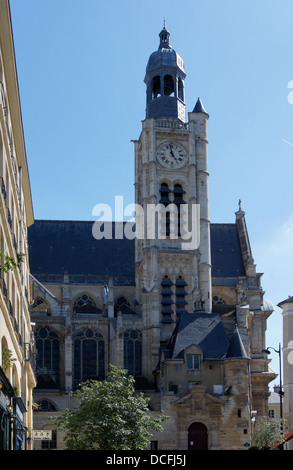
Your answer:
[173,196,186,205]
[175,286,187,295]
[160,184,172,205]
[175,277,187,287]
[161,315,174,324]
[160,183,171,192]
[173,184,186,205]
[175,297,188,305]
[161,305,173,314]
[161,296,173,305]
[159,194,172,205]
[176,307,189,315]
[173,184,186,194]
[161,276,173,287]
[161,286,173,295]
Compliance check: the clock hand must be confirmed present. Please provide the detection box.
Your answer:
[170,149,178,162]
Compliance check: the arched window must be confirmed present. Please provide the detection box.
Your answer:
[31,296,51,315]
[35,327,60,389]
[152,76,161,99]
[164,74,174,97]
[73,328,105,388]
[114,296,130,315]
[178,78,184,101]
[159,183,172,237]
[188,422,208,450]
[73,294,102,314]
[173,184,186,236]
[212,295,226,305]
[35,399,57,412]
[124,330,142,376]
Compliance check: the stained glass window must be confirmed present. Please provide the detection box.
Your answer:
[124,330,142,376]
[73,328,105,388]
[35,327,60,389]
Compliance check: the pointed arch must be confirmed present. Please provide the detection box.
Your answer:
[35,326,60,389]
[73,327,105,388]
[72,293,102,315]
[124,329,142,376]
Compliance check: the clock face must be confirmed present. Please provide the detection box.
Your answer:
[157,141,187,169]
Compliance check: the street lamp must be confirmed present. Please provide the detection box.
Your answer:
[263,343,284,447]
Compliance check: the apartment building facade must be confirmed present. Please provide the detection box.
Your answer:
[0,0,36,450]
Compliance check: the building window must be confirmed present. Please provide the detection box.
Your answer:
[150,441,158,450]
[35,327,60,389]
[158,182,186,238]
[173,184,186,236]
[268,409,275,418]
[41,429,57,450]
[187,354,200,370]
[73,328,105,388]
[31,296,51,315]
[73,294,102,314]
[114,296,130,315]
[212,295,226,305]
[164,74,174,97]
[159,183,172,237]
[178,78,184,101]
[152,76,161,99]
[35,400,57,412]
[124,330,142,376]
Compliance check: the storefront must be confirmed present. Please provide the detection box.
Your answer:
[12,397,28,450]
[0,367,14,450]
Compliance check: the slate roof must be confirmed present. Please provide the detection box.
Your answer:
[166,313,230,360]
[28,220,245,284]
[28,220,135,285]
[226,327,248,359]
[210,224,245,278]
[192,97,208,114]
[164,313,248,361]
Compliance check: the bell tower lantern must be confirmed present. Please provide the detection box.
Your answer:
[144,26,186,122]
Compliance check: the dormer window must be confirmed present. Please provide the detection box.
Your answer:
[187,354,200,370]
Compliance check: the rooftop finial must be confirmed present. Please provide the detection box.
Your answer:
[159,23,171,49]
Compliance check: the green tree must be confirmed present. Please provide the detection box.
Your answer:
[249,416,285,450]
[0,250,24,272]
[51,365,168,450]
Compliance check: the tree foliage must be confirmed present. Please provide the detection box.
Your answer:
[249,416,284,450]
[0,250,24,272]
[51,365,168,450]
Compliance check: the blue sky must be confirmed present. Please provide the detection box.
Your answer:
[9,0,293,380]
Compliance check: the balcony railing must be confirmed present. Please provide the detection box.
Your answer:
[24,342,36,372]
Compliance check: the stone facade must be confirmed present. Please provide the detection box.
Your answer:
[0,0,36,450]
[29,27,276,450]
[278,297,293,449]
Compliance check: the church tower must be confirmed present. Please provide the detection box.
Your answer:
[28,24,276,450]
[133,26,212,376]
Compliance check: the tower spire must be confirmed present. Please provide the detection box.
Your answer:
[145,27,186,120]
[159,24,171,49]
